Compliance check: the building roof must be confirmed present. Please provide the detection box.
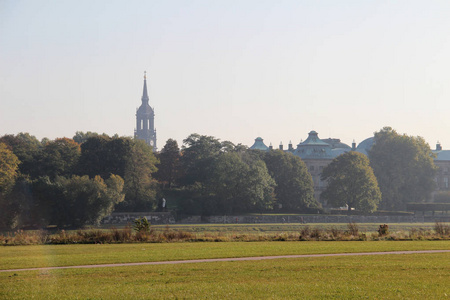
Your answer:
[356,137,374,156]
[249,137,269,151]
[331,148,351,158]
[293,131,334,159]
[137,74,154,115]
[321,138,351,149]
[433,150,450,161]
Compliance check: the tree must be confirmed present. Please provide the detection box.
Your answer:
[263,150,318,211]
[321,151,381,213]
[0,133,42,177]
[72,131,108,144]
[0,143,20,193]
[77,135,132,178]
[52,175,125,227]
[205,152,275,214]
[180,134,222,185]
[78,135,111,177]
[0,143,21,229]
[155,139,181,188]
[38,138,81,179]
[120,139,159,211]
[368,127,437,210]
[78,136,158,211]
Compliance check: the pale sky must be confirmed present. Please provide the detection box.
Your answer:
[1,0,450,150]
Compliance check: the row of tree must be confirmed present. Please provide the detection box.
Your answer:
[155,134,319,215]
[320,127,437,212]
[0,132,158,228]
[0,126,440,228]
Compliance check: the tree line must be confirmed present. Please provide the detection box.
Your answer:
[0,127,440,229]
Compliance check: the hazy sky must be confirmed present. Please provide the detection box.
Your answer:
[1,0,450,150]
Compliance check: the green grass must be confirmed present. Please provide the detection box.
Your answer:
[1,240,449,270]
[1,253,448,299]
[151,222,437,233]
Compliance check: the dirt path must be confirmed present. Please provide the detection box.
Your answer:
[1,250,449,273]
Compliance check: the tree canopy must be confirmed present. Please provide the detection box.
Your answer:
[0,143,20,193]
[205,152,275,214]
[263,150,318,211]
[121,139,159,211]
[155,139,181,188]
[38,138,81,179]
[321,151,381,213]
[180,133,222,185]
[0,133,42,177]
[368,127,437,210]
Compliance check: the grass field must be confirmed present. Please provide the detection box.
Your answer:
[1,240,449,270]
[150,222,437,234]
[1,241,449,299]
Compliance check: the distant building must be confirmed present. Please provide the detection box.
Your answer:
[250,130,352,207]
[135,72,157,151]
[249,137,269,151]
[432,142,450,195]
[293,130,352,205]
[252,131,450,207]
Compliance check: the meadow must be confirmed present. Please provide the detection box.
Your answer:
[1,241,449,299]
[2,222,448,245]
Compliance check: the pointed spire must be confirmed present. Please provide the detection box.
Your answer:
[142,71,149,104]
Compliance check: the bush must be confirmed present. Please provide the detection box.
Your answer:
[299,226,311,240]
[378,224,389,236]
[434,222,450,236]
[347,222,359,236]
[133,217,151,234]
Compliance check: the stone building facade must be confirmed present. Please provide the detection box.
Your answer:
[250,131,450,207]
[432,143,450,198]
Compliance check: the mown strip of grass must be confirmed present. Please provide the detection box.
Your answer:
[1,240,449,270]
[151,222,436,233]
[0,253,448,299]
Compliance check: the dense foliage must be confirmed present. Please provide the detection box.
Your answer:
[154,139,181,188]
[1,127,441,229]
[263,150,318,211]
[0,133,158,229]
[173,134,276,215]
[0,143,20,193]
[369,127,437,210]
[321,151,381,213]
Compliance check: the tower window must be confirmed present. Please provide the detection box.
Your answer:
[141,120,143,130]
[148,119,150,129]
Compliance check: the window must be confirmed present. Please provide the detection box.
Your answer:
[444,177,448,189]
[141,120,143,130]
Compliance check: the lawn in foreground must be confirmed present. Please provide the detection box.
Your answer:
[1,240,449,270]
[1,253,448,299]
[151,222,437,234]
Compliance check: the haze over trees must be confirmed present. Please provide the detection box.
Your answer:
[0,132,159,228]
[0,126,442,229]
[155,139,181,189]
[321,151,381,213]
[263,150,318,211]
[172,134,277,215]
[0,143,20,193]
[368,127,437,210]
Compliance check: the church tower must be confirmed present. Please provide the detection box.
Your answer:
[135,72,157,150]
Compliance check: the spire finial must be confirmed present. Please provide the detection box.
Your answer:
[142,72,149,104]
